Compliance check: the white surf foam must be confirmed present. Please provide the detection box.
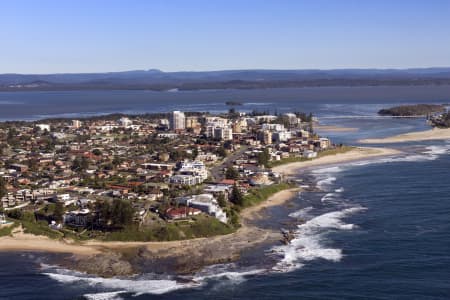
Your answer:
[289,206,314,219]
[83,291,126,300]
[321,193,337,202]
[312,166,343,175]
[316,176,336,189]
[271,206,366,273]
[43,262,265,296]
[335,187,344,193]
[194,265,266,285]
[43,271,200,296]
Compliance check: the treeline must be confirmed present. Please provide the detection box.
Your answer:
[378,104,446,116]
[4,78,450,92]
[432,112,450,127]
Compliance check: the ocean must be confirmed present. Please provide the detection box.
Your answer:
[0,88,449,299]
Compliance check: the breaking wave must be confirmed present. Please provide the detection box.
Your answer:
[289,206,314,219]
[271,206,366,273]
[42,263,264,298]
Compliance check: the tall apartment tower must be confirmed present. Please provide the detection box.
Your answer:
[170,111,185,130]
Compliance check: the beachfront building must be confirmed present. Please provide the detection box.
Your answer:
[177,194,227,223]
[63,209,91,227]
[170,111,185,130]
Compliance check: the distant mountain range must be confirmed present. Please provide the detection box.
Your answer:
[2,68,450,91]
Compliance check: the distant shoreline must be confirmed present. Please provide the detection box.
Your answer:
[272,147,401,176]
[359,128,450,143]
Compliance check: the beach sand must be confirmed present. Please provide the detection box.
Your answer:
[359,128,450,144]
[315,125,359,132]
[272,147,400,176]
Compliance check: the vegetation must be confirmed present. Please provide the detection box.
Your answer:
[241,183,295,208]
[0,177,6,200]
[257,148,270,167]
[6,210,63,239]
[378,104,445,116]
[0,221,19,237]
[102,215,235,242]
[431,111,450,128]
[229,184,244,206]
[225,167,239,180]
[96,199,135,229]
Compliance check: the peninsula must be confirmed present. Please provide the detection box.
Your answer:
[0,108,400,276]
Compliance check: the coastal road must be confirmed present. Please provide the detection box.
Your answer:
[210,146,248,181]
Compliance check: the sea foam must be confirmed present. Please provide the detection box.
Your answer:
[271,206,366,273]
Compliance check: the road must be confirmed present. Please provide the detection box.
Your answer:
[210,146,248,181]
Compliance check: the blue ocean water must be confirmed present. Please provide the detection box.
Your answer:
[1,89,450,299]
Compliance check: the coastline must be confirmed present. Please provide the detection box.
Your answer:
[315,125,359,132]
[359,128,450,144]
[272,146,401,176]
[0,146,400,276]
[0,188,300,276]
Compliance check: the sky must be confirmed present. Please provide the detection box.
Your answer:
[1,0,450,74]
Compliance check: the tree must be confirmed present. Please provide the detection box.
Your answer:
[111,199,134,228]
[0,177,6,200]
[217,147,227,158]
[217,193,227,208]
[92,149,102,156]
[257,149,270,167]
[229,184,244,206]
[225,167,239,180]
[72,156,89,172]
[308,113,314,133]
[53,202,64,223]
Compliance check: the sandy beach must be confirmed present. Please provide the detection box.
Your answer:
[359,128,450,144]
[272,147,400,176]
[315,125,359,132]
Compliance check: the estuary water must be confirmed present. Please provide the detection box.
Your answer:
[0,88,450,299]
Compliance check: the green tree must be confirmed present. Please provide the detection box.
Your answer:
[257,148,270,167]
[217,147,227,158]
[229,184,244,206]
[225,167,239,180]
[0,177,6,200]
[92,149,102,156]
[53,202,64,223]
[217,193,227,208]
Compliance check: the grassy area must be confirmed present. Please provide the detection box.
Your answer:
[102,214,235,242]
[5,210,63,240]
[241,182,296,208]
[21,220,63,239]
[0,221,19,237]
[269,146,355,167]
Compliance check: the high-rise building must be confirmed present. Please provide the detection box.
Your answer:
[185,116,199,129]
[72,120,82,129]
[170,111,185,130]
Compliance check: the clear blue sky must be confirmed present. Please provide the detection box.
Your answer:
[1,0,450,73]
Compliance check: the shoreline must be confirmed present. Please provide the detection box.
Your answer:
[272,146,401,176]
[0,146,400,276]
[0,188,300,276]
[315,125,359,132]
[359,128,450,144]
